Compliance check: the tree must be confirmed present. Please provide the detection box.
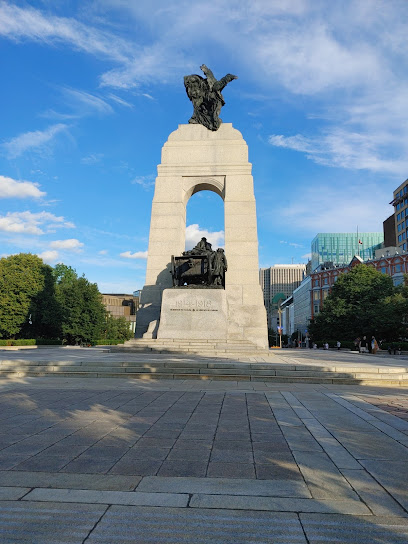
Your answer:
[54,264,106,344]
[102,314,133,342]
[309,264,403,341]
[0,254,62,339]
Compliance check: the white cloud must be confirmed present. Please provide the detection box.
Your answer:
[0,175,46,199]
[38,250,59,263]
[301,253,312,260]
[99,249,108,255]
[2,1,408,176]
[62,87,113,115]
[120,250,148,259]
[185,224,224,250]
[269,130,408,175]
[276,183,390,235]
[0,2,133,62]
[81,153,104,165]
[0,211,75,235]
[49,239,84,251]
[2,124,67,159]
[107,93,134,108]
[131,175,155,190]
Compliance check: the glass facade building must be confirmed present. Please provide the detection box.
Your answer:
[311,233,383,271]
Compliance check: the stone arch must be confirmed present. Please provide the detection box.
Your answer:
[136,123,268,348]
[182,176,225,207]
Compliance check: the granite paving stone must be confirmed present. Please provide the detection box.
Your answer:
[157,460,208,477]
[86,506,307,544]
[166,448,211,462]
[108,457,162,476]
[292,450,360,499]
[23,487,189,507]
[0,500,107,544]
[359,459,408,511]
[125,446,170,460]
[255,462,303,480]
[300,514,408,544]
[190,494,371,514]
[61,454,118,474]
[207,461,256,479]
[0,470,142,491]
[341,468,408,517]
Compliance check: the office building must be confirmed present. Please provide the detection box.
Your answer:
[390,179,408,251]
[311,232,383,271]
[101,293,139,333]
[383,214,396,247]
[259,264,306,328]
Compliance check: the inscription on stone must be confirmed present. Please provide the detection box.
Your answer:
[171,298,218,311]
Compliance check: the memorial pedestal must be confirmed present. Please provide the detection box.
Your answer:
[157,289,227,340]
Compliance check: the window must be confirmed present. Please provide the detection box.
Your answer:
[323,277,328,285]
[404,243,407,250]
[397,204,400,211]
[314,305,319,314]
[398,224,402,232]
[314,280,319,287]
[313,291,320,300]
[398,234,402,242]
[395,264,402,272]
[381,266,387,274]
[405,186,408,194]
[403,232,406,240]
[397,213,401,221]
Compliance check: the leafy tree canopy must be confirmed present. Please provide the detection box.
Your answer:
[309,264,406,342]
[0,254,61,339]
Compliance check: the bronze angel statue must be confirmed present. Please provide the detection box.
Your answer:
[184,65,237,131]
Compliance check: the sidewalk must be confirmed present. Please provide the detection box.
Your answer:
[0,351,407,542]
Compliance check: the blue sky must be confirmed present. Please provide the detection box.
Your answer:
[1,0,407,293]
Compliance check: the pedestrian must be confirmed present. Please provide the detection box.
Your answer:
[354,337,360,352]
[359,336,368,354]
[324,342,329,350]
[336,340,341,351]
[371,336,378,354]
[313,343,317,349]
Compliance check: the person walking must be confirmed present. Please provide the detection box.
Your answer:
[336,340,341,351]
[371,336,378,354]
[359,336,368,354]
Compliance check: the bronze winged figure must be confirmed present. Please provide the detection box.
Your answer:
[184,65,237,131]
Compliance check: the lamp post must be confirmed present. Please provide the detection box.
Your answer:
[277,306,282,348]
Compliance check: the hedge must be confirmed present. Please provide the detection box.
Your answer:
[0,339,63,346]
[95,339,126,345]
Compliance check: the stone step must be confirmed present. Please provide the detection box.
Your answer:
[0,368,406,385]
[0,361,407,384]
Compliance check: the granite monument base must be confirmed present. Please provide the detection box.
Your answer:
[157,288,227,340]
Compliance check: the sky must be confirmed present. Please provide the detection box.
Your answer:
[1,0,407,293]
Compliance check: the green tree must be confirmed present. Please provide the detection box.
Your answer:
[0,254,61,339]
[54,264,106,344]
[102,314,133,342]
[309,264,402,341]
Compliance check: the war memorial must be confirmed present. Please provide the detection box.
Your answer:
[0,67,407,543]
[134,64,268,350]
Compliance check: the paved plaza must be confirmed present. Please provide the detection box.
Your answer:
[0,348,407,542]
